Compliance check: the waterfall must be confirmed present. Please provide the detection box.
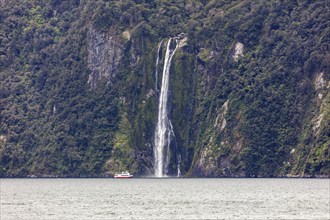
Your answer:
[154,38,179,177]
[177,154,181,177]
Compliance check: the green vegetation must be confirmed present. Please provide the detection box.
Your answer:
[0,0,329,177]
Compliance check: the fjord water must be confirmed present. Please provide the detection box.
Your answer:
[1,178,329,220]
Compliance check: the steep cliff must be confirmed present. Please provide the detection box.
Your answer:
[0,0,329,177]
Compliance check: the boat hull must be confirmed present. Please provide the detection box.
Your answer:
[114,175,133,178]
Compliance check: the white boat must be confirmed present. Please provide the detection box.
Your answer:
[114,171,133,178]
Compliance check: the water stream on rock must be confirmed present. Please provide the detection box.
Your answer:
[154,38,179,177]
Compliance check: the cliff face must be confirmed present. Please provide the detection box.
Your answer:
[0,0,329,177]
[87,27,124,90]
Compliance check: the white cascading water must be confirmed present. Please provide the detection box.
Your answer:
[154,38,179,177]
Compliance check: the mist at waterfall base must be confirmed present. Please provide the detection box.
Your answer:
[1,178,329,220]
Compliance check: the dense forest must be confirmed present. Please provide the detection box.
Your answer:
[0,0,329,177]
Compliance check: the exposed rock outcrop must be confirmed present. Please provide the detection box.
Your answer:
[312,72,329,135]
[0,135,6,144]
[232,42,244,62]
[314,72,326,90]
[196,144,217,176]
[214,100,229,132]
[87,27,123,90]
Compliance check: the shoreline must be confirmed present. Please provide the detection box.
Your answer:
[0,174,329,179]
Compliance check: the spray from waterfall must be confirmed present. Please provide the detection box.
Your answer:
[154,38,179,177]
